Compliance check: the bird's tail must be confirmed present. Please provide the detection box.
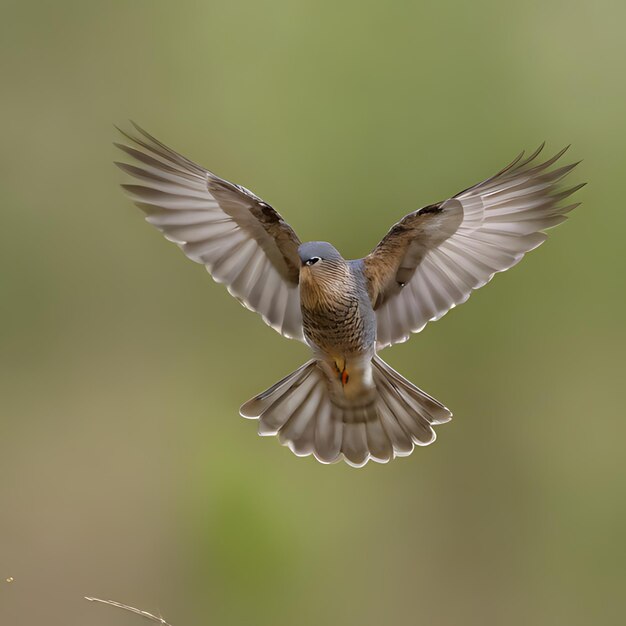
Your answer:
[239,356,452,467]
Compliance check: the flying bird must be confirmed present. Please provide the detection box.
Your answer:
[115,124,583,467]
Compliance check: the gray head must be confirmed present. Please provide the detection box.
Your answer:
[298,241,344,267]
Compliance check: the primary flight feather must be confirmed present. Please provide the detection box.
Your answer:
[116,124,583,467]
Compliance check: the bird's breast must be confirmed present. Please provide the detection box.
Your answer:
[299,272,374,358]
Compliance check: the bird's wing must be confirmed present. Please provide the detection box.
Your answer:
[115,124,305,342]
[363,146,584,349]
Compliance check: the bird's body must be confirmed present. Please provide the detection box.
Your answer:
[116,124,584,466]
[299,251,378,422]
[301,258,372,359]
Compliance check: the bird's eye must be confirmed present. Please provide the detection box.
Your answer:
[305,257,321,266]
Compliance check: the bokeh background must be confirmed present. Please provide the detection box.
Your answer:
[1,1,625,625]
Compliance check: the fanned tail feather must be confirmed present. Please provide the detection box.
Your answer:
[240,356,451,467]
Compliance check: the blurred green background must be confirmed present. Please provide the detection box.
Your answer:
[1,1,625,625]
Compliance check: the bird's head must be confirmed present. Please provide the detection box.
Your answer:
[298,241,344,271]
[298,242,348,305]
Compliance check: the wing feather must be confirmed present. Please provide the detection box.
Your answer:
[364,147,583,349]
[115,124,305,341]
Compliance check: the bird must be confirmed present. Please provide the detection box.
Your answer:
[115,123,583,467]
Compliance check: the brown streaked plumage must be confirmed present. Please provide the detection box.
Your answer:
[115,124,584,467]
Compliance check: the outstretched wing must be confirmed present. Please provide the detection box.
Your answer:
[115,123,305,341]
[363,146,584,349]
